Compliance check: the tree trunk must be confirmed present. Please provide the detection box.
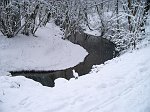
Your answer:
[116,0,119,32]
[128,0,132,32]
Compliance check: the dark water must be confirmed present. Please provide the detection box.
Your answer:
[11,32,116,87]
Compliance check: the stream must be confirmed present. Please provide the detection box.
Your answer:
[11,32,116,87]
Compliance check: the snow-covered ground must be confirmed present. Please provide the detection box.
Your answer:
[84,12,113,36]
[0,14,150,112]
[0,43,150,112]
[0,22,88,73]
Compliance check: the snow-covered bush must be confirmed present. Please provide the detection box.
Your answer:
[0,0,51,38]
[83,0,150,52]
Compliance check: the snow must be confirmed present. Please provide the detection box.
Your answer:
[73,69,79,79]
[0,44,150,112]
[54,78,68,87]
[83,12,113,36]
[0,13,150,112]
[0,22,88,73]
[84,29,101,36]
[0,71,10,76]
[83,13,101,36]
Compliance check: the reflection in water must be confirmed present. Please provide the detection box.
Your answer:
[11,32,116,87]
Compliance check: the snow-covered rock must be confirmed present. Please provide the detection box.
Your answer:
[54,78,68,87]
[73,69,79,79]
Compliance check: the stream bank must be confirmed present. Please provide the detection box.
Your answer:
[11,32,116,87]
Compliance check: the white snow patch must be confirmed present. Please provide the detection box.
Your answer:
[0,22,88,73]
[83,12,113,36]
[84,29,101,36]
[54,78,68,87]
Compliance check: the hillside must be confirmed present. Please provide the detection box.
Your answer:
[0,43,150,112]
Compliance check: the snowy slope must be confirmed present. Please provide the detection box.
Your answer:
[0,22,88,72]
[0,44,150,112]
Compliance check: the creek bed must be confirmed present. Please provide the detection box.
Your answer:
[11,32,116,87]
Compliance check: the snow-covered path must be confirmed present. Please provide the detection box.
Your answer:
[0,44,150,112]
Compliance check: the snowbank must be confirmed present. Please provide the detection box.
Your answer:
[0,22,88,73]
[1,44,150,112]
